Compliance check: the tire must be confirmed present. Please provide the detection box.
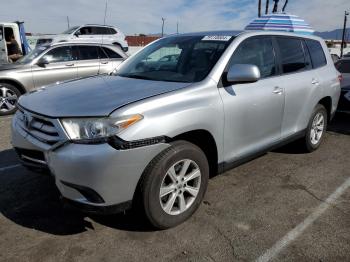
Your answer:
[140,141,209,229]
[303,104,328,152]
[0,83,21,116]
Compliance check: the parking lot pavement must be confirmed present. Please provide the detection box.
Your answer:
[0,113,349,262]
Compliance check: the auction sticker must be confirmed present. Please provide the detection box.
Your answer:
[345,91,350,101]
[202,35,232,41]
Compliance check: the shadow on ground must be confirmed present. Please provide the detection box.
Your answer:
[274,112,349,154]
[0,149,154,235]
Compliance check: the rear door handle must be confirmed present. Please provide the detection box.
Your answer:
[65,63,74,67]
[273,87,284,94]
[311,78,319,85]
[101,61,108,64]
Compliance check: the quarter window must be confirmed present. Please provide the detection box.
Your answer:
[276,38,308,74]
[42,46,75,63]
[229,37,277,78]
[305,40,327,68]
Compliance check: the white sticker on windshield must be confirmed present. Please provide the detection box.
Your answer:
[202,35,232,41]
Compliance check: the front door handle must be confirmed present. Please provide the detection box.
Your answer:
[101,61,109,65]
[273,87,284,94]
[65,63,74,67]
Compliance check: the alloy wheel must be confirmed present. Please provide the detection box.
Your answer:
[310,112,325,145]
[159,159,201,216]
[0,86,18,113]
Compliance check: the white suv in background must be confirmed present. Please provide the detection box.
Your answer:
[36,24,129,52]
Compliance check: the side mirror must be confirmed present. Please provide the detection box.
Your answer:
[226,64,261,84]
[37,57,49,67]
[74,31,80,37]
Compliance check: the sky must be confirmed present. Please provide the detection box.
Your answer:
[0,0,349,35]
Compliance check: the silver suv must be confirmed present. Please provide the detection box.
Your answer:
[0,42,127,115]
[11,31,341,229]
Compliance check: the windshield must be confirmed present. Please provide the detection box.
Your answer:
[117,35,234,83]
[16,45,50,64]
[62,26,79,34]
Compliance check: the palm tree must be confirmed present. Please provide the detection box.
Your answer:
[258,0,262,17]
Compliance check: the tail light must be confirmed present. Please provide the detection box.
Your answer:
[338,74,343,83]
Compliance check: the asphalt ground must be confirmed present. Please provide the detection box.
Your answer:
[0,113,349,262]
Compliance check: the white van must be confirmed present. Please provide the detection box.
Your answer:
[0,22,30,63]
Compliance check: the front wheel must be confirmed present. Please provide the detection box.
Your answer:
[303,104,327,152]
[140,141,209,229]
[0,83,21,116]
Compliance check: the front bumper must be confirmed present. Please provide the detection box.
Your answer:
[11,111,170,210]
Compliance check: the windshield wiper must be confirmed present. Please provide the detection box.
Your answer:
[118,74,153,80]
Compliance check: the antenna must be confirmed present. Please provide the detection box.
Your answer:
[103,0,108,25]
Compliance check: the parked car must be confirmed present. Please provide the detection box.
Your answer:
[0,42,127,115]
[12,31,340,229]
[36,24,129,52]
[335,58,350,113]
[0,22,31,64]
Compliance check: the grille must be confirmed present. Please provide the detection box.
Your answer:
[16,108,62,146]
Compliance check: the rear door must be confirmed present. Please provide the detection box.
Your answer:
[99,46,124,74]
[274,36,317,138]
[31,45,78,88]
[0,25,8,63]
[75,45,100,78]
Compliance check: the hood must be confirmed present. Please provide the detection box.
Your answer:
[19,75,192,118]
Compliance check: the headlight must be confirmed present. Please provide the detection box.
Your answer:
[60,114,143,143]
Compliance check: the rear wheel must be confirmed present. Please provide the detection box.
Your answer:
[140,141,209,229]
[303,104,327,152]
[0,83,21,116]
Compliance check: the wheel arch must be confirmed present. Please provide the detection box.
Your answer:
[0,79,27,94]
[318,96,332,122]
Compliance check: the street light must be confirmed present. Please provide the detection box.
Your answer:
[161,17,166,37]
[341,11,349,57]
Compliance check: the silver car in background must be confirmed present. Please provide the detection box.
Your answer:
[12,31,340,229]
[0,42,127,115]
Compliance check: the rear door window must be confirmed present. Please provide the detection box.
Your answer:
[229,36,277,78]
[305,40,327,68]
[77,46,99,60]
[276,37,309,74]
[92,27,109,35]
[335,60,350,73]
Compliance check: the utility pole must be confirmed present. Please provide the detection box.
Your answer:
[66,16,70,29]
[177,22,179,34]
[103,0,108,25]
[265,0,269,14]
[341,11,349,57]
[258,0,262,17]
[161,17,165,37]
